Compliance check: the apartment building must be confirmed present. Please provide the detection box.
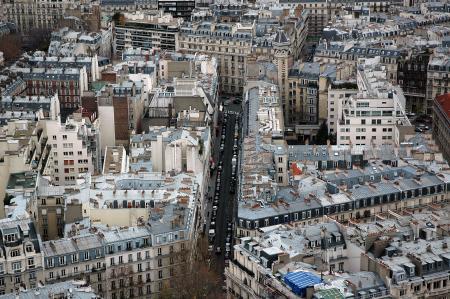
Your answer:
[97,81,146,150]
[179,10,308,96]
[0,280,100,298]
[427,47,450,114]
[42,234,106,294]
[49,27,112,58]
[314,42,401,85]
[27,54,101,84]
[19,67,89,113]
[397,47,432,114]
[130,126,211,174]
[0,95,56,122]
[148,53,219,130]
[179,21,252,95]
[433,93,450,162]
[226,222,348,298]
[158,0,195,19]
[226,219,394,299]
[236,81,449,238]
[113,12,182,56]
[287,62,336,141]
[0,218,44,295]
[336,57,413,146]
[37,112,98,186]
[100,0,156,16]
[326,81,358,134]
[274,0,392,38]
[0,0,80,32]
[237,162,449,238]
[0,72,26,97]
[362,237,450,298]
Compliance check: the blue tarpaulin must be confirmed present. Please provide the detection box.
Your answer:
[283,271,322,297]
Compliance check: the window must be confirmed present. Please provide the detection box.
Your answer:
[12,262,21,271]
[158,270,163,279]
[28,258,34,267]
[63,135,67,140]
[72,254,78,263]
[10,249,20,257]
[74,266,78,273]
[157,248,162,256]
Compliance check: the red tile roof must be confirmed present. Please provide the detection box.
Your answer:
[436,93,450,120]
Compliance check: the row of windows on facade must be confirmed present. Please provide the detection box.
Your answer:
[238,192,445,228]
[110,283,165,299]
[0,257,35,272]
[45,242,181,268]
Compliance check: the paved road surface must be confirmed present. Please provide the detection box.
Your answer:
[205,101,241,276]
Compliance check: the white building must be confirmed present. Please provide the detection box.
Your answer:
[38,105,99,185]
[130,126,211,175]
[327,82,358,134]
[336,57,413,146]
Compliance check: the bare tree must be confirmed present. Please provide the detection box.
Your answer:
[24,28,52,52]
[160,237,225,299]
[0,33,22,61]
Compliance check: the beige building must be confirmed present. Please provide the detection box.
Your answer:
[31,178,66,241]
[1,0,77,31]
[178,21,253,95]
[0,218,44,295]
[179,11,308,96]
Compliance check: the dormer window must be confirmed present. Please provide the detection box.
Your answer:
[10,249,20,257]
[26,244,33,253]
[5,234,16,243]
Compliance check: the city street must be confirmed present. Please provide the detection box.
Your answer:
[204,99,242,276]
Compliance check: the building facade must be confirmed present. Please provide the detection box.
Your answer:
[433,93,450,162]
[113,12,182,56]
[0,219,44,295]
